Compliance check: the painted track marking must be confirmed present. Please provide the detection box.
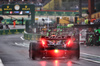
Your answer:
[81,52,100,64]
[0,59,4,66]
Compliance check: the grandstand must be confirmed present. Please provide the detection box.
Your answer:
[0,0,51,10]
[0,0,100,12]
[43,0,62,10]
[0,0,49,5]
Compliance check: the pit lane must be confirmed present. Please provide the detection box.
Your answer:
[0,34,100,66]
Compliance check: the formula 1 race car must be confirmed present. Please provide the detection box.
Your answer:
[29,35,80,60]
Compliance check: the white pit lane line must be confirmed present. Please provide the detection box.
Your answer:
[81,53,100,58]
[0,59,4,66]
[15,42,29,47]
[81,52,100,64]
[20,36,24,40]
[80,57,100,64]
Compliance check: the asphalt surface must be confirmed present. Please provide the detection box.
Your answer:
[0,34,100,66]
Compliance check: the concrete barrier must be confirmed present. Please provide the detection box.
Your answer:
[0,29,44,41]
[0,29,24,35]
[24,32,45,40]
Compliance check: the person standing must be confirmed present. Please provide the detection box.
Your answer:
[4,21,9,29]
[0,16,3,29]
[0,20,3,29]
[85,18,88,24]
[22,17,24,25]
[95,31,100,46]
[13,20,16,28]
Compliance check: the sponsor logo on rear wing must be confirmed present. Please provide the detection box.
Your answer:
[44,36,67,40]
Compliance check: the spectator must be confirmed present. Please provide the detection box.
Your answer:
[95,30,100,46]
[94,18,100,24]
[84,18,88,24]
[81,19,85,25]
[90,18,96,24]
[6,24,10,29]
[4,21,6,25]
[0,20,3,29]
[13,20,16,28]
[88,20,90,25]
[0,16,3,29]
[3,21,10,29]
[22,17,24,25]
[4,21,7,29]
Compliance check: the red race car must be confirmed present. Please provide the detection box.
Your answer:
[29,36,80,60]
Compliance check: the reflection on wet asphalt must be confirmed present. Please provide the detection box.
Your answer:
[36,59,79,66]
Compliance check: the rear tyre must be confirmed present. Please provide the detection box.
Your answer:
[67,44,80,60]
[29,42,36,60]
[75,44,80,60]
[75,50,80,60]
[34,50,43,60]
[29,42,43,60]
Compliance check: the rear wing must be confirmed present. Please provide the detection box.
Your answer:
[41,36,71,40]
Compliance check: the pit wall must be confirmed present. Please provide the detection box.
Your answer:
[24,32,44,40]
[0,29,24,35]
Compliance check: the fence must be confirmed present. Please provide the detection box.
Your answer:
[1,19,27,25]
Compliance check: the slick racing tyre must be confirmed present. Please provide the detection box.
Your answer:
[67,43,80,60]
[29,42,42,60]
[29,42,36,60]
[73,43,80,60]
[75,45,80,60]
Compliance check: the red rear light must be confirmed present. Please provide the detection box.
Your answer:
[54,49,59,53]
[41,39,47,46]
[67,40,71,46]
[66,40,73,47]
[42,39,45,45]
